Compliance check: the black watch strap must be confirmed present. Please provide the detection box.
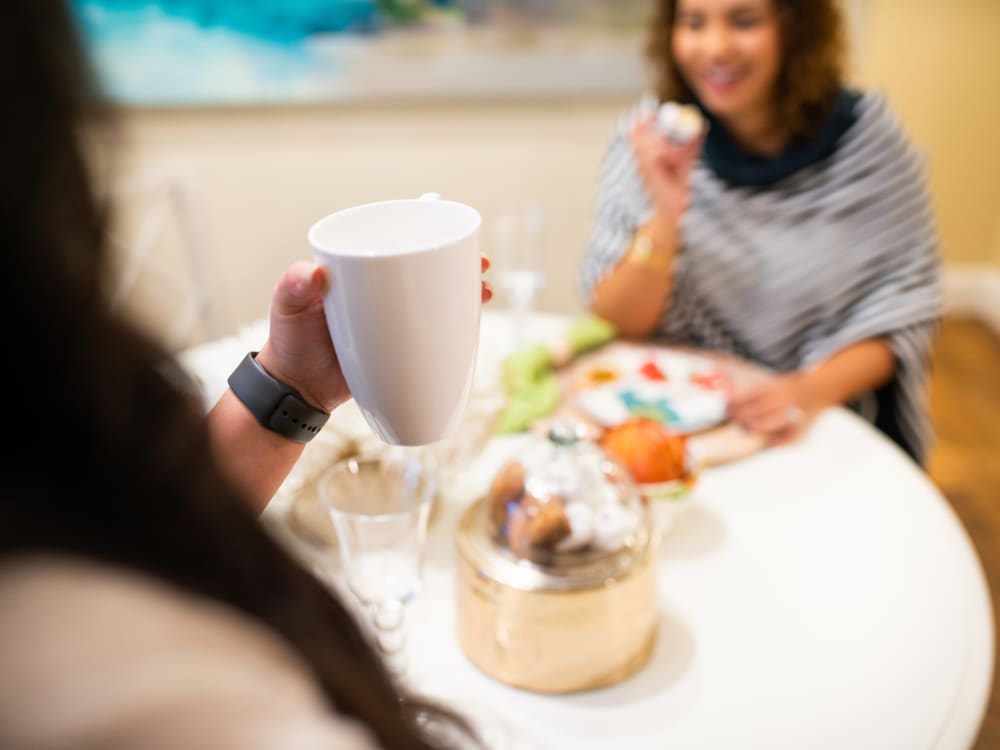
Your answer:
[227,352,329,444]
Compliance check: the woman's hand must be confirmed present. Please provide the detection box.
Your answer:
[255,262,348,414]
[629,114,706,224]
[256,258,494,414]
[727,373,813,446]
[728,339,897,447]
[481,255,494,302]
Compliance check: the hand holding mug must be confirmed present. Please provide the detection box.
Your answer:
[257,255,493,423]
[309,195,486,446]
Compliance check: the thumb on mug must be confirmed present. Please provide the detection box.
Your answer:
[274,262,329,315]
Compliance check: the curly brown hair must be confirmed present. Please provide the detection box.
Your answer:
[647,0,847,141]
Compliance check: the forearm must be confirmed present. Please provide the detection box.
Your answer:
[207,389,306,516]
[591,215,678,338]
[797,338,896,413]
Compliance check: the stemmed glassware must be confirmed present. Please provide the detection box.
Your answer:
[491,205,547,351]
[318,452,435,678]
[319,453,516,748]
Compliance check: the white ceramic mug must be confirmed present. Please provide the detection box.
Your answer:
[309,194,482,446]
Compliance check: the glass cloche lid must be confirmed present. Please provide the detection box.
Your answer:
[461,421,652,590]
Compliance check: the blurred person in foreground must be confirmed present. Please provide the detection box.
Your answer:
[579,0,941,463]
[0,1,491,748]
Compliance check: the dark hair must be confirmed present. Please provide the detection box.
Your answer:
[0,2,464,747]
[647,0,847,140]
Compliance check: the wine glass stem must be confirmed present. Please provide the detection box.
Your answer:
[370,599,408,679]
[512,298,531,350]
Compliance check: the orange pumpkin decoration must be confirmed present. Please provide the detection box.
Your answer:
[600,418,688,484]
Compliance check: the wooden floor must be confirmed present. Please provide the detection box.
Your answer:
[926,318,1000,749]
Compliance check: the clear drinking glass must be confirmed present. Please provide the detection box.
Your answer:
[491,206,547,351]
[318,454,435,678]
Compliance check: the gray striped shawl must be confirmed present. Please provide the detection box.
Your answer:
[579,93,942,461]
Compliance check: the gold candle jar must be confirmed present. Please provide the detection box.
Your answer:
[455,424,658,693]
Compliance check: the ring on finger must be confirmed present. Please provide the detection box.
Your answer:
[786,406,805,425]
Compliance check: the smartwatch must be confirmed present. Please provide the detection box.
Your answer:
[227,352,329,444]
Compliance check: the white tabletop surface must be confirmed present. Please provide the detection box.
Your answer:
[178,310,995,750]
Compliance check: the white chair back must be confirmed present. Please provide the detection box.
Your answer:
[108,167,231,351]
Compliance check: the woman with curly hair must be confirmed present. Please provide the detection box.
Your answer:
[579,0,941,462]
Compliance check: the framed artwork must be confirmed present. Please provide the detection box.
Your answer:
[73,1,650,106]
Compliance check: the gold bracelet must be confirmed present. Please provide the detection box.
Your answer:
[626,228,672,269]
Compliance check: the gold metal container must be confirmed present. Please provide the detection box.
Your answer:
[455,425,658,694]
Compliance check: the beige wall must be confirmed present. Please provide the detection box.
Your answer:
[115,0,1000,347]
[858,0,1000,268]
[117,98,632,344]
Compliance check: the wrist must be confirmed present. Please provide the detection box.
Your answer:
[227,351,330,444]
[627,217,677,268]
[790,370,826,416]
[255,343,325,412]
[648,212,680,243]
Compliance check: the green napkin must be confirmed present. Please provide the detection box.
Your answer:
[494,315,616,434]
[501,344,551,392]
[494,373,561,434]
[566,315,617,357]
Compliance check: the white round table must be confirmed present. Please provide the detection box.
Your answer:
[179,311,994,750]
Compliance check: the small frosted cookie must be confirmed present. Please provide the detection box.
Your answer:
[487,460,525,527]
[508,494,571,560]
[556,501,597,551]
[592,503,640,551]
[657,102,704,145]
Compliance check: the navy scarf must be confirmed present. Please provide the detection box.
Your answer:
[698,88,862,187]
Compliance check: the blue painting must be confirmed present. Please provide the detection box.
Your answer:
[73,1,649,106]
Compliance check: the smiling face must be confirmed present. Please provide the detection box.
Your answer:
[671,0,783,127]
